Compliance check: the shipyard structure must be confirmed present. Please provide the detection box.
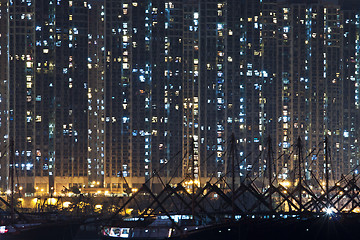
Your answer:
[0,0,360,195]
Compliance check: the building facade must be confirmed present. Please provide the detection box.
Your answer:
[0,0,359,194]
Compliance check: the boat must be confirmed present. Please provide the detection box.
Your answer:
[0,208,81,240]
[100,214,209,239]
[0,220,80,240]
[0,141,81,240]
[98,135,360,240]
[101,216,171,239]
[101,212,360,240]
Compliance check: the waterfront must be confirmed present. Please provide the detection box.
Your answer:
[6,212,360,240]
[73,215,360,240]
[2,138,360,240]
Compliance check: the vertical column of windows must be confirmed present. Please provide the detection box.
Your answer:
[216,3,225,174]
[144,1,152,178]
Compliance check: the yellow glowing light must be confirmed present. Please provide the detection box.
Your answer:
[184,179,200,187]
[63,201,71,208]
[353,208,360,213]
[125,208,133,215]
[280,180,291,188]
[48,198,57,205]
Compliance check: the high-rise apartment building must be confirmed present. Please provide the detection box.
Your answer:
[0,0,9,186]
[342,3,360,178]
[0,0,359,194]
[266,1,360,182]
[1,0,91,193]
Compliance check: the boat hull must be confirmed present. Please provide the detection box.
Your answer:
[172,215,360,240]
[1,222,80,240]
[101,215,360,240]
[101,226,173,240]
